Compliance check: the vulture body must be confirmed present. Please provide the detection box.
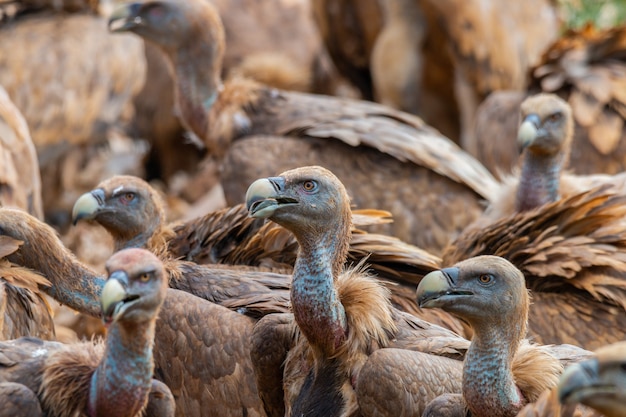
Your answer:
[0,9,146,227]
[558,341,626,417]
[417,256,591,417]
[72,175,470,336]
[108,0,499,255]
[245,166,481,416]
[0,85,42,219]
[0,207,281,416]
[134,0,346,184]
[445,94,626,350]
[0,248,175,417]
[474,25,626,178]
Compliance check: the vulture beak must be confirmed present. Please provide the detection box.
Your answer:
[416,267,469,308]
[101,270,139,325]
[245,177,297,219]
[517,113,541,151]
[558,358,604,405]
[72,189,106,225]
[108,2,144,33]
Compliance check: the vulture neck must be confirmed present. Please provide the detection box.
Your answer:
[169,44,223,143]
[291,211,351,357]
[113,222,163,254]
[15,239,104,317]
[463,308,528,417]
[89,319,156,417]
[515,150,563,212]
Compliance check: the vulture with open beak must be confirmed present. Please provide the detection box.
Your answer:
[107,0,499,255]
[245,166,509,417]
[417,256,592,417]
[71,174,469,335]
[0,207,292,416]
[0,248,175,417]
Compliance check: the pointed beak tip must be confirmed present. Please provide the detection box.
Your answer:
[108,3,141,32]
[100,277,127,320]
[71,192,101,225]
[416,270,452,307]
[245,178,277,211]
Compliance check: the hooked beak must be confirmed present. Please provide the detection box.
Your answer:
[558,358,604,405]
[245,176,297,219]
[100,271,139,325]
[517,113,541,151]
[108,2,144,33]
[72,189,106,225]
[416,267,470,308]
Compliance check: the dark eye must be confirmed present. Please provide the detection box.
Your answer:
[547,112,562,122]
[478,274,493,284]
[302,180,317,192]
[139,273,150,282]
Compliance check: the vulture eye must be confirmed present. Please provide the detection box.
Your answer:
[121,192,136,203]
[302,180,317,192]
[478,274,494,285]
[139,273,151,282]
[547,112,562,123]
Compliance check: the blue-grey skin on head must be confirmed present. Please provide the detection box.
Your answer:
[416,256,531,417]
[558,341,626,417]
[89,248,168,417]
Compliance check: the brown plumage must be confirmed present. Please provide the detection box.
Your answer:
[516,388,599,417]
[417,256,590,417]
[132,0,346,184]
[558,341,626,417]
[444,185,626,350]
[311,0,383,101]
[474,25,626,178]
[0,85,42,219]
[0,9,146,226]
[0,208,272,416]
[0,248,175,417]
[0,235,54,341]
[444,94,626,350]
[245,166,481,416]
[108,0,499,255]
[426,0,559,151]
[72,174,470,335]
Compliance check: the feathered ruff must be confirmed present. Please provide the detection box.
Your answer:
[205,78,263,157]
[513,340,563,404]
[444,186,626,310]
[39,341,105,417]
[229,52,312,93]
[516,387,600,417]
[284,260,396,416]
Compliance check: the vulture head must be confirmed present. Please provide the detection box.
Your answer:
[72,176,166,250]
[416,255,528,330]
[517,93,573,157]
[108,0,224,67]
[102,248,168,326]
[559,341,626,417]
[245,165,352,251]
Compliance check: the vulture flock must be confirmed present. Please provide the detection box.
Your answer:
[1,0,626,416]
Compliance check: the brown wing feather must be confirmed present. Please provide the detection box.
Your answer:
[444,187,626,349]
